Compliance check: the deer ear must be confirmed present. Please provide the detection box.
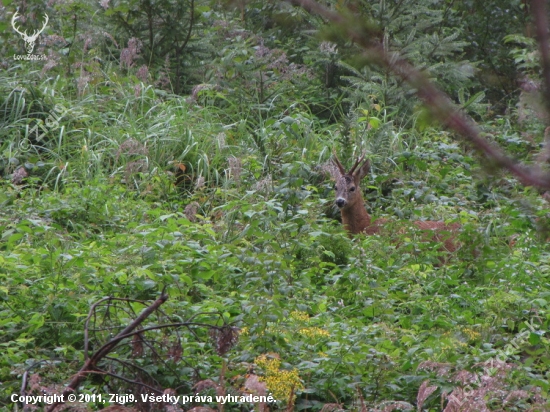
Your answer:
[353,158,370,182]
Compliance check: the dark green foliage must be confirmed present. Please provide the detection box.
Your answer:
[453,0,530,110]
[104,0,212,93]
[334,0,476,125]
[295,230,352,269]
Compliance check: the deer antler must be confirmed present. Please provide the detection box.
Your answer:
[11,12,48,41]
[348,153,366,175]
[34,13,49,39]
[11,12,27,38]
[332,150,346,175]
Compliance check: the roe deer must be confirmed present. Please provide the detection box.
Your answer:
[331,153,460,252]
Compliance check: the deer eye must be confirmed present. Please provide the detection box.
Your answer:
[350,187,355,192]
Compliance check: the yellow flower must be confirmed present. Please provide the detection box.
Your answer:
[290,311,310,322]
[254,354,304,402]
[461,327,480,341]
[298,327,330,338]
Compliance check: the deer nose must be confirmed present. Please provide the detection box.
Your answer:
[336,198,346,208]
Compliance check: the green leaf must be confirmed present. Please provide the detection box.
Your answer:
[368,117,381,129]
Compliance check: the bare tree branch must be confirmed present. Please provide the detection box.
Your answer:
[45,292,169,412]
[286,0,550,190]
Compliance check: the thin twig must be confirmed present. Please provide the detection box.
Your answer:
[88,367,164,396]
[85,296,142,360]
[104,355,162,387]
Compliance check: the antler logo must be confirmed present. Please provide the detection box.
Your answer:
[11,12,49,54]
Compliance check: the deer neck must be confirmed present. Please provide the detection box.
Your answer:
[341,195,374,234]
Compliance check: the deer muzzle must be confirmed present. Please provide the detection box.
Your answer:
[336,198,346,208]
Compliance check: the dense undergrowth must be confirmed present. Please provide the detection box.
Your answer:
[2,1,550,411]
[2,68,550,411]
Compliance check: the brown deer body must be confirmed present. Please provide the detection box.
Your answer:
[331,153,459,252]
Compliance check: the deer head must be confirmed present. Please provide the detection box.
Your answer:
[330,152,460,252]
[12,12,49,54]
[332,152,371,211]
[330,152,375,234]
